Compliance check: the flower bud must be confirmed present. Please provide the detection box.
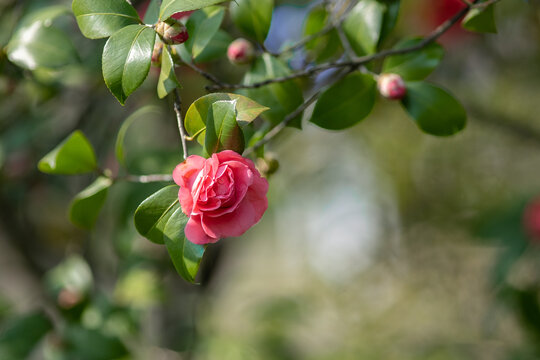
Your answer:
[151,41,164,67]
[377,73,407,100]
[156,19,189,45]
[227,38,255,65]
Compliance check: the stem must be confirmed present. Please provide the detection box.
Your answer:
[173,89,189,160]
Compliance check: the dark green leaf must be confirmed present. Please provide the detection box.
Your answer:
[6,22,78,70]
[72,0,141,39]
[69,176,112,229]
[462,5,497,33]
[401,82,467,136]
[143,0,161,24]
[38,130,97,175]
[303,6,342,63]
[0,312,52,360]
[342,0,385,55]
[159,0,229,20]
[379,0,400,44]
[163,208,205,283]
[157,46,181,99]
[230,0,273,43]
[242,54,304,128]
[134,185,179,244]
[310,72,376,130]
[382,38,444,80]
[102,25,156,105]
[205,100,245,155]
[185,93,268,144]
[182,7,224,59]
[64,325,129,360]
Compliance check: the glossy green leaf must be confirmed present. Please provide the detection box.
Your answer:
[382,38,444,80]
[310,73,376,130]
[134,185,179,244]
[230,0,273,42]
[159,0,229,20]
[401,82,467,136]
[183,7,224,59]
[303,6,342,63]
[242,54,304,128]
[143,0,161,24]
[6,22,78,70]
[157,46,181,99]
[462,5,497,33]
[69,176,112,229]
[102,25,156,105]
[163,208,205,283]
[0,311,52,360]
[72,0,141,39]
[185,93,269,144]
[38,130,97,175]
[205,100,245,155]
[343,0,385,55]
[63,325,128,360]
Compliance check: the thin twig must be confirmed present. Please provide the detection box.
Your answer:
[173,89,189,160]
[181,61,223,87]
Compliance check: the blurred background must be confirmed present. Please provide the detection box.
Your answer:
[2,0,540,359]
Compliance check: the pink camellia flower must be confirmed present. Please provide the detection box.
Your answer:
[524,197,540,243]
[173,150,269,245]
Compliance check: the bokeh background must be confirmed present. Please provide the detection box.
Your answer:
[2,0,540,359]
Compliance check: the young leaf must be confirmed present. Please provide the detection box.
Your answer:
[185,93,269,145]
[229,0,274,43]
[159,0,229,21]
[157,46,181,99]
[401,82,467,136]
[72,0,141,39]
[102,25,156,105]
[342,0,385,55]
[69,176,112,229]
[183,7,225,59]
[134,185,179,244]
[462,5,497,33]
[6,22,78,70]
[205,100,245,155]
[382,38,444,81]
[0,311,52,360]
[242,54,304,128]
[310,73,376,130]
[163,208,205,283]
[38,130,97,175]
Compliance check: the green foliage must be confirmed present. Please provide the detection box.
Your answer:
[379,0,401,44]
[70,176,113,229]
[0,312,52,360]
[204,100,245,155]
[382,38,444,80]
[343,0,386,55]
[18,5,70,29]
[310,73,376,130]
[163,208,206,283]
[63,325,129,360]
[242,54,304,128]
[185,93,268,145]
[143,0,161,24]
[72,0,141,39]
[159,0,229,20]
[157,46,181,99]
[102,25,156,105]
[183,7,225,60]
[303,6,342,63]
[462,5,497,33]
[230,0,274,43]
[38,130,97,175]
[401,82,467,136]
[134,185,179,245]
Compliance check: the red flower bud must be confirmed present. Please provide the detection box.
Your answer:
[377,73,407,100]
[227,38,255,65]
[171,11,195,20]
[524,197,540,243]
[156,19,189,45]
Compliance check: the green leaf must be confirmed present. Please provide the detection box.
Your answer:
[134,185,179,244]
[18,5,70,29]
[230,0,273,43]
[69,176,112,229]
[343,0,385,55]
[6,22,78,70]
[205,100,245,155]
[0,311,52,360]
[242,53,304,128]
[310,72,376,130]
[190,29,232,63]
[102,25,156,105]
[143,0,161,24]
[157,46,181,99]
[382,38,444,80]
[303,6,342,63]
[401,82,467,136]
[183,7,225,59]
[63,325,129,360]
[185,93,269,145]
[462,5,497,33]
[163,208,205,283]
[72,0,141,39]
[38,130,97,175]
[378,0,400,44]
[159,0,229,20]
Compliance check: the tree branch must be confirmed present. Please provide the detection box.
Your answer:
[173,89,189,160]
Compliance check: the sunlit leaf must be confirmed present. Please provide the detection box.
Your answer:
[38,130,97,175]
[134,185,179,244]
[159,0,229,20]
[157,46,181,99]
